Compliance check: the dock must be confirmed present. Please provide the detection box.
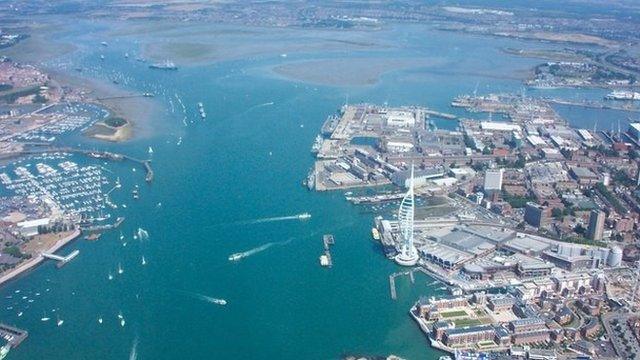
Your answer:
[96,93,154,101]
[81,216,125,232]
[42,249,79,268]
[389,275,397,300]
[320,234,335,267]
[19,147,155,183]
[0,323,28,347]
[423,109,457,120]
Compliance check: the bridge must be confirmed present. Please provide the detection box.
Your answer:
[42,249,79,267]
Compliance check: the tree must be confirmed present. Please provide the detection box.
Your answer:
[551,208,563,220]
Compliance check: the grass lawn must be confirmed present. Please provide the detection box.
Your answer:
[453,318,482,327]
[440,310,468,318]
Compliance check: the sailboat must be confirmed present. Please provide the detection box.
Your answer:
[141,256,146,266]
[118,263,124,275]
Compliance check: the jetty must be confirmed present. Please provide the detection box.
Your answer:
[96,93,154,101]
[17,146,154,183]
[423,109,457,120]
[319,234,335,267]
[0,323,28,347]
[81,216,125,232]
[42,249,79,268]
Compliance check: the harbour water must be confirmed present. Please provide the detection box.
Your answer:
[1,20,637,359]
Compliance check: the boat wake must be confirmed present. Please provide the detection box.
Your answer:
[181,290,227,306]
[129,336,138,360]
[228,238,292,262]
[246,213,311,225]
[137,227,149,240]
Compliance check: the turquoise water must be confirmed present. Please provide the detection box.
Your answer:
[1,20,635,359]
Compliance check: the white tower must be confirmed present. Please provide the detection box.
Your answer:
[395,164,419,266]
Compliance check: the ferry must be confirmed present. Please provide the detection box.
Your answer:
[605,90,640,100]
[297,212,311,220]
[228,253,243,262]
[371,227,381,240]
[0,345,10,360]
[149,60,178,70]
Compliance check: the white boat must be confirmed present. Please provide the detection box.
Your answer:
[212,298,227,305]
[605,90,640,100]
[98,317,103,324]
[57,316,64,327]
[118,264,124,275]
[119,231,124,240]
[297,212,311,220]
[108,272,113,280]
[41,316,50,322]
[17,312,22,317]
[120,319,126,327]
[141,256,146,265]
[148,146,154,154]
[228,253,243,262]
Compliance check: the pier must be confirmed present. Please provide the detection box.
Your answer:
[42,249,79,268]
[423,109,457,120]
[81,216,125,232]
[319,234,335,267]
[18,147,154,183]
[96,93,154,101]
[388,267,440,300]
[546,98,640,113]
[0,323,28,347]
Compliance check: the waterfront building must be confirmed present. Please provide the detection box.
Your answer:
[442,325,495,347]
[587,209,605,241]
[483,168,503,192]
[394,164,419,266]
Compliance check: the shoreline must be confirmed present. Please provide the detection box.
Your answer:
[0,229,81,287]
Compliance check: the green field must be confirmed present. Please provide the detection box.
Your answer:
[453,318,482,327]
[440,310,468,318]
